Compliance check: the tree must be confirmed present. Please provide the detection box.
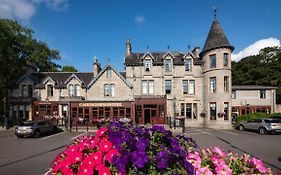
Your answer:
[61,66,78,72]
[232,46,281,103]
[0,19,61,113]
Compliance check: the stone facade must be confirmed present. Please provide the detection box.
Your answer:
[7,18,277,129]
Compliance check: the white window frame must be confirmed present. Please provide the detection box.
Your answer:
[144,59,152,71]
[210,77,216,93]
[165,59,172,72]
[189,80,195,94]
[185,59,192,71]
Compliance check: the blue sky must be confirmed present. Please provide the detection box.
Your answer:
[1,0,281,72]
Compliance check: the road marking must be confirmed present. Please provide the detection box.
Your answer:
[202,131,212,135]
[42,132,65,140]
[71,132,87,140]
[43,169,51,175]
[222,131,239,136]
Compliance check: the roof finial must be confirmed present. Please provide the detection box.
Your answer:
[188,44,191,51]
[146,46,149,52]
[212,6,218,19]
[107,58,110,64]
[167,45,170,51]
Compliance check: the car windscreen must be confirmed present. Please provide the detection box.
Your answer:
[265,119,281,123]
[19,122,35,126]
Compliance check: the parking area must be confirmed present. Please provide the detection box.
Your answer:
[0,127,280,174]
[0,128,96,175]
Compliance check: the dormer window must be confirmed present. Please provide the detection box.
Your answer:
[47,85,53,97]
[21,85,28,97]
[144,59,152,71]
[185,59,192,71]
[69,84,80,97]
[165,59,172,72]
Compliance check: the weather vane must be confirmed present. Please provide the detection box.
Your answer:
[212,6,218,19]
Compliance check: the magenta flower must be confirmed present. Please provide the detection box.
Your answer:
[105,149,119,163]
[215,164,232,175]
[186,152,202,169]
[248,157,268,173]
[213,147,227,157]
[99,140,113,153]
[77,163,93,175]
[196,167,214,175]
[96,127,108,138]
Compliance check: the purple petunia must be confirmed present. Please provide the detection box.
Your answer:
[131,150,149,168]
[156,150,169,169]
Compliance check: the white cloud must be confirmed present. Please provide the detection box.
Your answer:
[134,15,145,25]
[0,0,36,21]
[232,37,281,62]
[0,0,69,21]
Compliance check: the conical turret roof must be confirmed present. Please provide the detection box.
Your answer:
[200,19,234,56]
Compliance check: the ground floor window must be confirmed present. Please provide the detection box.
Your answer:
[224,102,229,120]
[210,102,216,120]
[180,103,197,119]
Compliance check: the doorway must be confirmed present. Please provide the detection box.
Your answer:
[144,109,151,124]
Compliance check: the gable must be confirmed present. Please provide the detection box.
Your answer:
[87,64,132,89]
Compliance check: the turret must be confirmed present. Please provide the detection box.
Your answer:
[200,18,234,129]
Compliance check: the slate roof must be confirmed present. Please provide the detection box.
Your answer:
[14,69,130,89]
[200,19,234,56]
[124,51,202,66]
[232,85,277,90]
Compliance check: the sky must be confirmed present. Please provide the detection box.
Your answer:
[1,0,281,72]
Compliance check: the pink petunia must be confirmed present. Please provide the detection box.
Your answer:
[211,156,226,167]
[105,149,119,163]
[215,164,232,175]
[65,145,80,156]
[77,163,94,175]
[196,167,214,175]
[96,164,111,175]
[186,152,202,169]
[213,147,227,157]
[95,127,108,138]
[99,140,113,153]
[90,151,103,165]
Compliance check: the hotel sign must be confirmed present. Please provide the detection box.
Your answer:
[78,102,123,107]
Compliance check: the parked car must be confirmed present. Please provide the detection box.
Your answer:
[238,118,281,134]
[15,120,57,138]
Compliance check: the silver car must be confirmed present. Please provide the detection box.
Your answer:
[15,120,57,138]
[238,118,281,134]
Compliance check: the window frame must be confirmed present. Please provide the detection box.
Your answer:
[210,77,216,93]
[260,90,266,99]
[182,80,188,94]
[144,59,152,71]
[165,59,172,72]
[185,59,192,71]
[224,76,229,92]
[210,102,217,120]
[223,53,229,67]
[209,54,216,68]
[165,80,171,94]
[47,84,54,97]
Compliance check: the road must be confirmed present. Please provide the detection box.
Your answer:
[0,129,94,175]
[0,127,280,174]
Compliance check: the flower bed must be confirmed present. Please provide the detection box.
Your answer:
[50,121,272,175]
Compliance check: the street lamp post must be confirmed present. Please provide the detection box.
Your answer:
[2,97,7,128]
[45,97,49,119]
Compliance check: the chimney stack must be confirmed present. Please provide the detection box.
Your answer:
[192,47,200,58]
[126,38,132,56]
[93,57,101,77]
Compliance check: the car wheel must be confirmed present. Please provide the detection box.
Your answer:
[33,130,41,138]
[17,135,23,138]
[239,125,244,131]
[258,127,267,135]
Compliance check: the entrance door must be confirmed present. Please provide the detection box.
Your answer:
[144,109,151,124]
